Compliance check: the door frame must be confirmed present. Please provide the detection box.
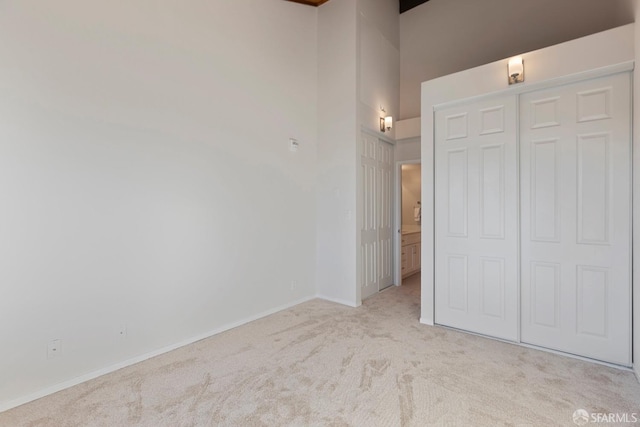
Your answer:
[394,159,421,287]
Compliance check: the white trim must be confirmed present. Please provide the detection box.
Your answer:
[396,136,421,144]
[434,61,635,111]
[360,124,396,145]
[0,295,316,413]
[420,317,434,326]
[316,294,361,308]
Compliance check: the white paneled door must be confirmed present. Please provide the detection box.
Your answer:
[434,95,519,341]
[520,73,631,366]
[361,133,394,300]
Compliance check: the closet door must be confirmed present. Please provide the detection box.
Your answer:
[520,73,631,366]
[434,95,519,341]
[361,133,394,300]
[377,138,394,291]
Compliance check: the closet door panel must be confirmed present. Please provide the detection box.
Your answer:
[520,73,631,366]
[435,95,518,341]
[361,133,394,300]
[361,133,379,300]
[530,138,560,242]
[378,141,394,290]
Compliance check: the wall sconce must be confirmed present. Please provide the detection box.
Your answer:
[508,57,524,85]
[380,116,393,132]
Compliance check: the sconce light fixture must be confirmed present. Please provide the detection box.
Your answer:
[379,106,392,133]
[380,116,393,132]
[508,57,524,85]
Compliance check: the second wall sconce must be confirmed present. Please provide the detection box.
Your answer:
[380,116,393,132]
[508,57,524,85]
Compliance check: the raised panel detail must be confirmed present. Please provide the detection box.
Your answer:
[530,139,560,242]
[480,257,504,318]
[446,113,468,140]
[362,241,377,289]
[577,87,612,123]
[479,144,504,239]
[479,106,505,135]
[378,145,392,228]
[362,163,376,230]
[363,136,376,160]
[531,262,560,328]
[531,97,560,129]
[577,133,611,245]
[577,266,609,338]
[447,255,468,311]
[447,148,468,237]
[380,239,392,280]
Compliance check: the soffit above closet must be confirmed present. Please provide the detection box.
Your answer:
[284,0,430,13]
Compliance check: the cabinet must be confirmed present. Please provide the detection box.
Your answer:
[401,232,421,278]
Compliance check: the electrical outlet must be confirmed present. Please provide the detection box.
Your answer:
[290,280,297,290]
[47,339,61,359]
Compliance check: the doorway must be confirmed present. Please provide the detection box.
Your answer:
[395,160,421,286]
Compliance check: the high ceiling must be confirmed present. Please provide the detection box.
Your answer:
[285,0,430,13]
[400,0,429,13]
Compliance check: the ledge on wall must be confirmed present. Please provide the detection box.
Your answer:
[396,117,420,139]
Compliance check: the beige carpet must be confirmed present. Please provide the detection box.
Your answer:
[2,274,639,426]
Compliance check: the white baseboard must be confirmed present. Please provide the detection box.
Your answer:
[316,294,360,308]
[420,317,434,326]
[0,295,316,414]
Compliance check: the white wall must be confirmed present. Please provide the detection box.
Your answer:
[355,0,400,300]
[396,117,420,140]
[420,24,635,325]
[358,0,400,137]
[401,164,421,226]
[315,0,399,307]
[316,0,359,307]
[0,0,319,410]
[401,0,636,120]
[395,137,420,162]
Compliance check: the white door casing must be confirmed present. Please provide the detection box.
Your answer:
[361,132,394,300]
[520,73,631,366]
[434,95,519,341]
